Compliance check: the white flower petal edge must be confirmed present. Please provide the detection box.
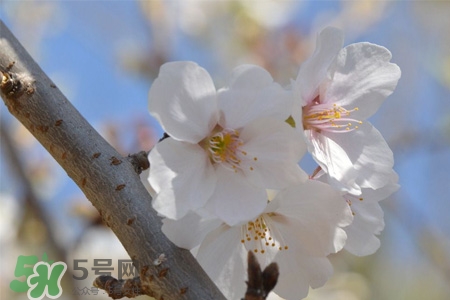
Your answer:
[149,138,217,220]
[162,211,222,250]
[344,201,384,256]
[316,170,399,256]
[295,27,344,106]
[324,42,401,120]
[343,171,399,256]
[218,65,293,129]
[148,61,219,144]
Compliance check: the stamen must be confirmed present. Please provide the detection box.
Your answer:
[344,194,363,216]
[240,214,288,254]
[303,101,362,133]
[206,128,257,172]
[208,129,244,171]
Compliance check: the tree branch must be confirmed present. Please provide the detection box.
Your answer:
[0,20,225,300]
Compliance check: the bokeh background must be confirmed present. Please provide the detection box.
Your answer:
[1,1,450,300]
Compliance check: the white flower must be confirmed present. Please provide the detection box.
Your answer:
[340,171,399,256]
[313,168,398,256]
[148,61,306,225]
[162,180,353,300]
[292,27,401,195]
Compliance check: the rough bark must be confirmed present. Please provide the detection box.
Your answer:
[0,20,226,300]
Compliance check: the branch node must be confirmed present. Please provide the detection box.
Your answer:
[93,275,143,299]
[115,184,126,191]
[6,60,16,71]
[1,71,20,95]
[153,253,167,266]
[1,70,35,100]
[127,150,150,174]
[126,217,135,226]
[158,268,169,278]
[110,156,122,165]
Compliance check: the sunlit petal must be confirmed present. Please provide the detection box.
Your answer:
[148,61,219,143]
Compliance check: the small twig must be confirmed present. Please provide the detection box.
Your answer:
[244,251,279,300]
[158,132,170,143]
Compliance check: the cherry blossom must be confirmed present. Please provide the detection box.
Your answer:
[148,61,306,225]
[292,27,401,194]
[162,180,353,300]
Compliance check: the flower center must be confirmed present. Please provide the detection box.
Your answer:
[208,129,246,171]
[240,214,288,254]
[303,97,362,132]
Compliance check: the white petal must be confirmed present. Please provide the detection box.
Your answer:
[205,165,267,226]
[196,224,248,300]
[344,200,384,256]
[161,212,222,250]
[148,138,217,219]
[359,171,400,202]
[323,42,401,120]
[148,61,219,143]
[274,250,333,299]
[226,64,274,89]
[306,129,361,194]
[295,27,344,105]
[267,293,284,300]
[240,118,308,189]
[326,122,395,190]
[140,168,156,198]
[343,175,398,256]
[218,65,293,129]
[272,180,353,256]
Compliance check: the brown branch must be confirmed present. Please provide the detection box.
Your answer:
[126,150,150,174]
[0,20,225,300]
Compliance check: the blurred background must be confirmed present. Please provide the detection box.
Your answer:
[1,1,449,300]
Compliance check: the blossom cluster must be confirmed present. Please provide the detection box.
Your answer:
[146,27,400,300]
